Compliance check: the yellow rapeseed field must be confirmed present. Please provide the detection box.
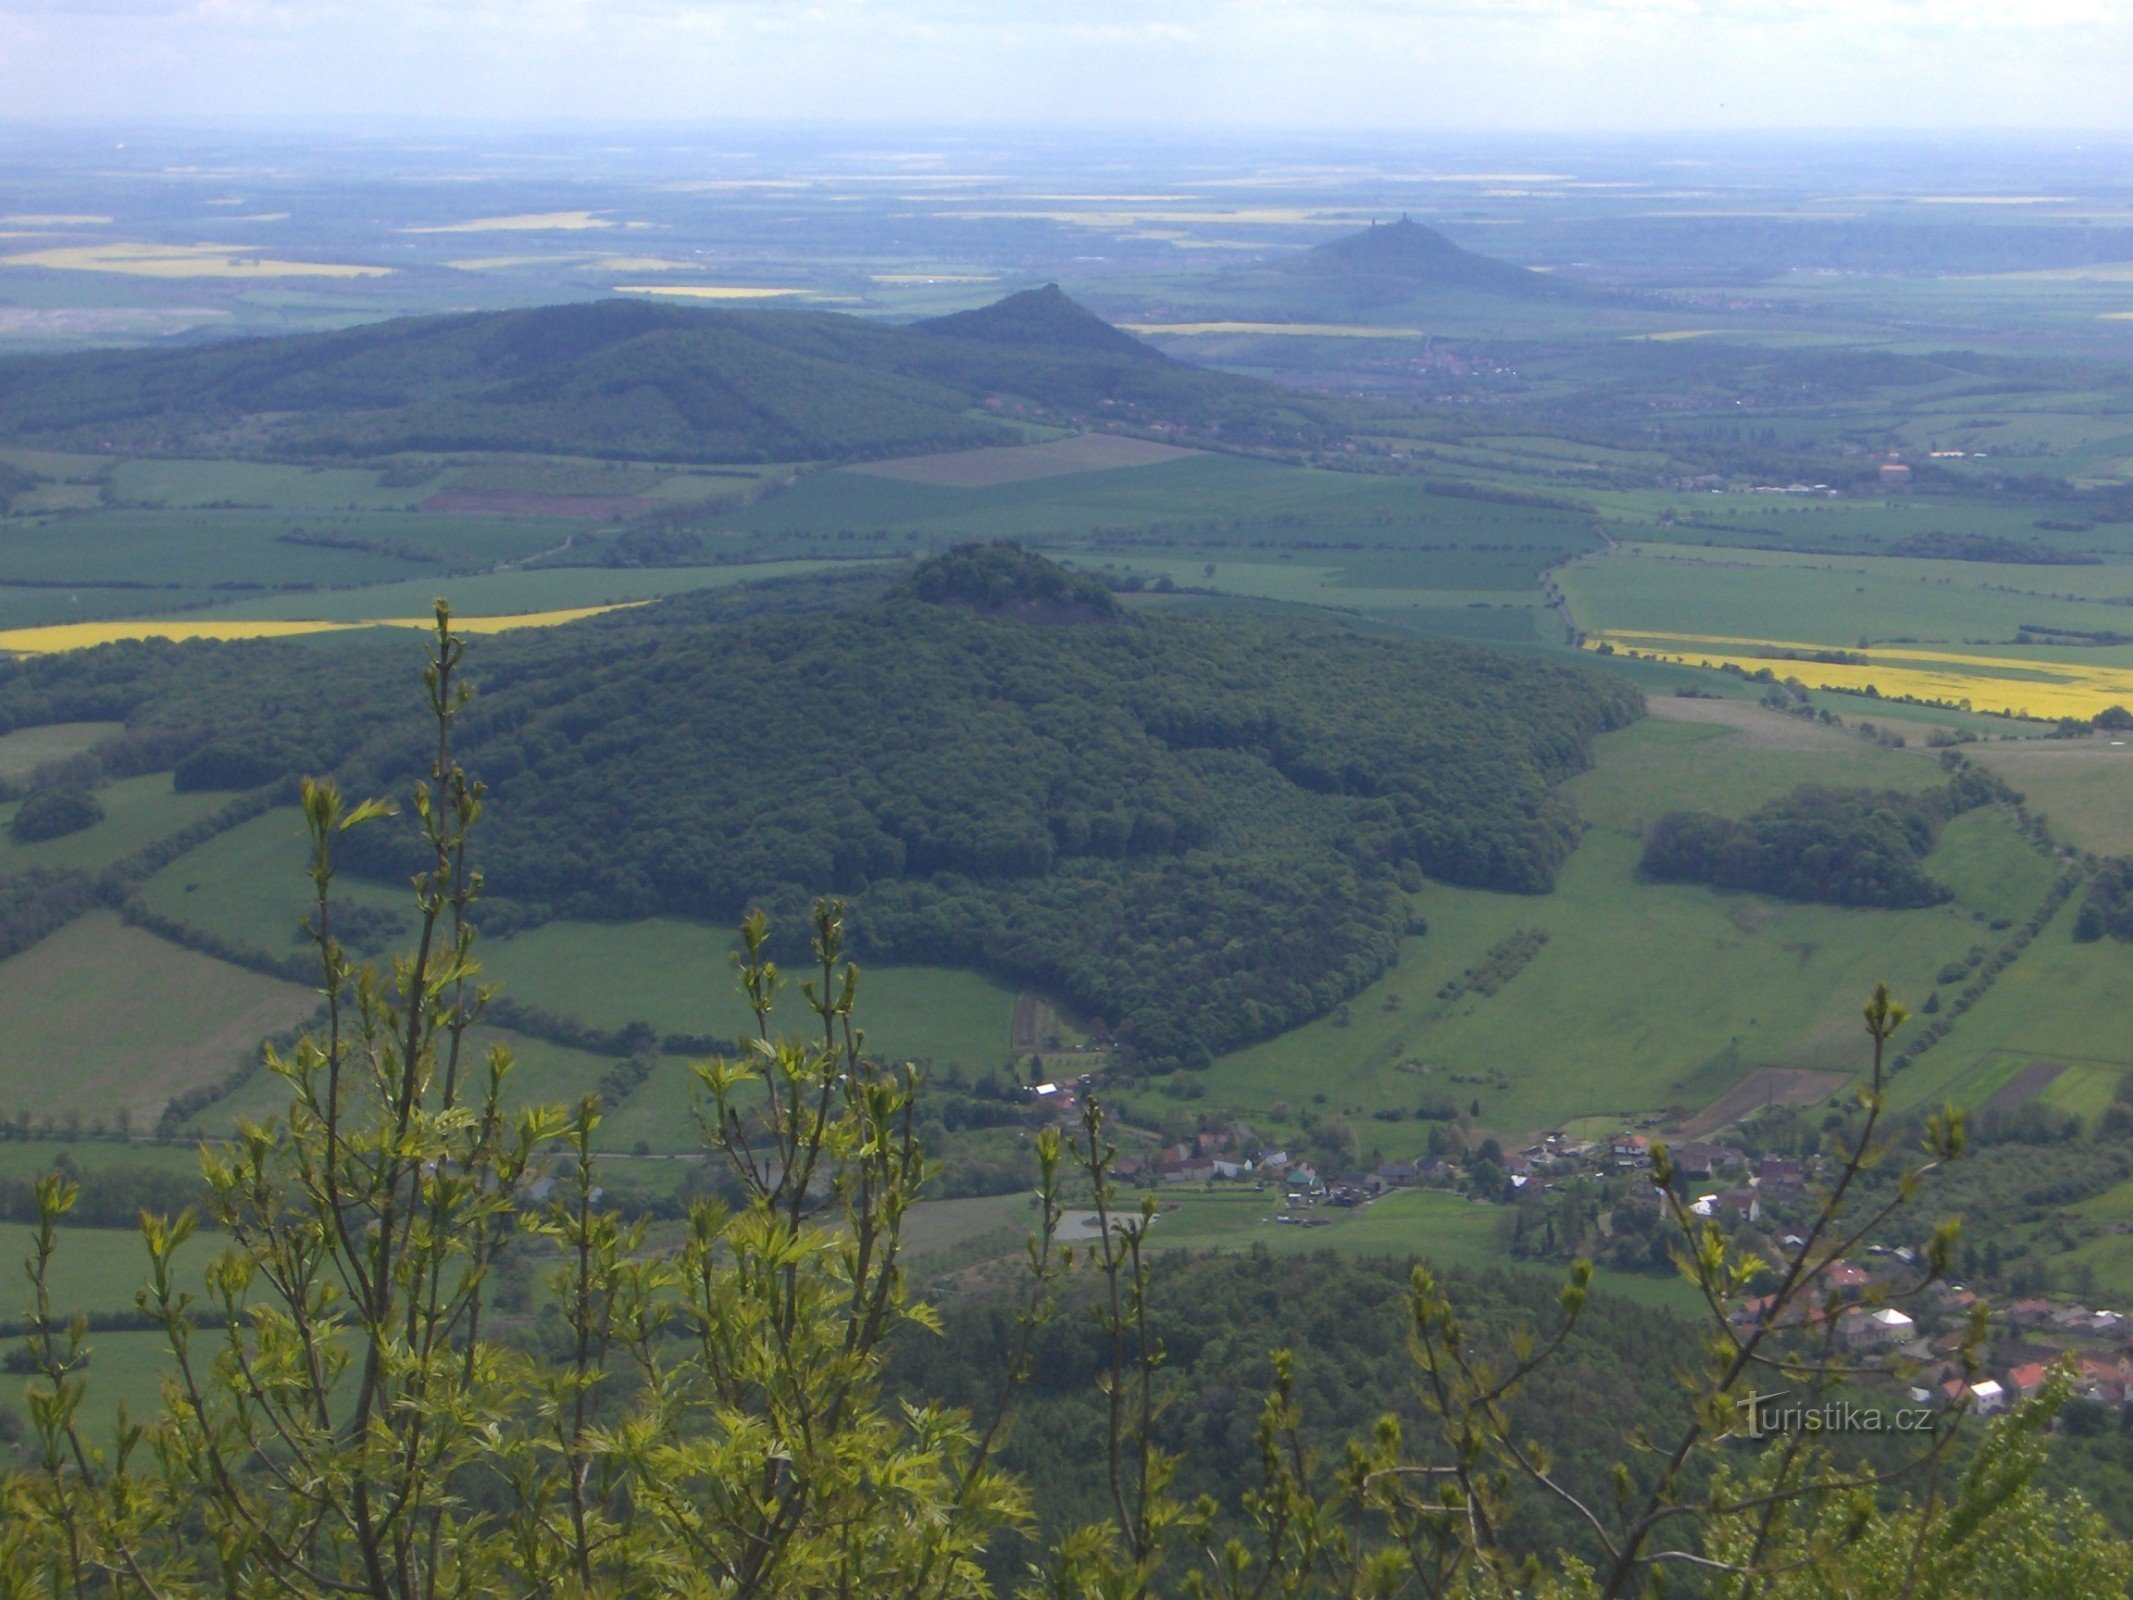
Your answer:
[0,606,639,656]
[402,212,614,233]
[0,243,391,279]
[1588,628,2133,720]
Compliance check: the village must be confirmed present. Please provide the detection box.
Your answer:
[1022,1077,2133,1429]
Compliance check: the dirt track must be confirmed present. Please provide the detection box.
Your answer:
[1678,1067,1848,1138]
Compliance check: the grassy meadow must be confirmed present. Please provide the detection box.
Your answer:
[1202,709,2054,1144]
[0,720,118,780]
[0,912,314,1129]
[0,774,232,874]
[478,918,1021,1072]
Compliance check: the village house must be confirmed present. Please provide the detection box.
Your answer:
[1838,1307,1915,1352]
[1755,1157,1805,1194]
[1669,1141,1744,1179]
[1945,1377,2006,1414]
[2003,1362,2051,1402]
[1610,1133,1651,1169]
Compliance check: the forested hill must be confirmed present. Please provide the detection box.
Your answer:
[0,290,1357,462]
[917,283,1160,359]
[380,548,1637,1067]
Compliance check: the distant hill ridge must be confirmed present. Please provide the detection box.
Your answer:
[1281,217,1565,300]
[0,289,1351,464]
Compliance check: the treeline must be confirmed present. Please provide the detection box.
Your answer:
[1640,764,2008,909]
[0,869,99,964]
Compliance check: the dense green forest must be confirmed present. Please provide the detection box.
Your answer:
[1638,766,2005,909]
[892,1251,1700,1570]
[0,288,1357,463]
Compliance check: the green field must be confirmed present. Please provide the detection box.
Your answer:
[142,812,1025,1080]
[1563,541,2133,655]
[1,1222,221,1440]
[1890,893,2133,1113]
[188,1016,641,1141]
[0,773,233,874]
[480,917,1021,1071]
[0,911,315,1128]
[2,1219,218,1320]
[720,453,1599,567]
[1968,736,2133,855]
[138,804,406,953]
[0,508,570,590]
[0,719,118,780]
[1203,711,2053,1143]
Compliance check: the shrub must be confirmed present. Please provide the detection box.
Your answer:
[7,787,102,843]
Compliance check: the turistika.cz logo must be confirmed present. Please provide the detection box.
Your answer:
[1738,1392,1936,1438]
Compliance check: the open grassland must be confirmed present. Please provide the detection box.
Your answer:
[0,912,315,1129]
[190,1022,621,1140]
[0,508,566,589]
[0,1225,218,1439]
[0,720,117,780]
[403,212,616,234]
[0,774,231,874]
[106,458,438,511]
[1,1219,218,1318]
[720,453,1599,561]
[1566,541,2133,643]
[1967,737,2133,854]
[3,1329,174,1440]
[138,807,406,952]
[142,816,1022,1079]
[846,433,1199,487]
[0,587,234,630]
[1595,494,2126,559]
[479,917,1020,1071]
[0,1140,205,1185]
[1889,894,2133,1113]
[1204,713,2044,1141]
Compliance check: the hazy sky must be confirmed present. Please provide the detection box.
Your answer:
[2,0,2129,132]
